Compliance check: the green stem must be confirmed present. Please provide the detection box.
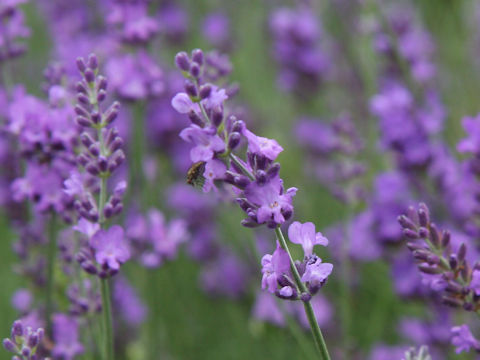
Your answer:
[45,215,57,334]
[229,154,255,181]
[100,278,114,360]
[339,215,353,359]
[274,227,331,360]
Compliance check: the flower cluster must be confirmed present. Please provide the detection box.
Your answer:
[262,222,332,300]
[172,49,333,318]
[68,54,125,223]
[66,54,130,276]
[2,320,44,360]
[399,203,480,354]
[269,4,330,95]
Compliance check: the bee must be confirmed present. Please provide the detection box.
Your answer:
[186,161,206,188]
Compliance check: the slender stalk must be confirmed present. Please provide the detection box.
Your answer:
[97,126,114,360]
[339,213,353,359]
[45,214,57,334]
[100,278,113,360]
[275,227,331,360]
[199,92,330,359]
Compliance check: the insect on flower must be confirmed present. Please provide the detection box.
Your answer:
[186,161,206,188]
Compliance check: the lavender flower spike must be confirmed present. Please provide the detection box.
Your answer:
[2,320,44,360]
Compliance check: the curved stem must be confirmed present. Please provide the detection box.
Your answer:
[274,227,331,360]
[100,278,113,360]
[45,214,57,334]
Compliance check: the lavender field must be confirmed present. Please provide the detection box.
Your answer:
[1,0,480,359]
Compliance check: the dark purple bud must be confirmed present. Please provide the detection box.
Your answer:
[234,176,250,189]
[418,204,430,227]
[98,156,108,172]
[427,254,440,265]
[109,137,124,152]
[27,333,38,348]
[232,120,245,133]
[103,203,113,218]
[84,69,95,83]
[21,347,30,357]
[185,80,197,97]
[77,93,90,105]
[80,132,95,148]
[445,281,463,294]
[211,107,223,127]
[82,261,98,275]
[418,264,440,274]
[3,338,17,353]
[77,153,89,167]
[86,162,100,176]
[74,105,89,117]
[282,207,293,221]
[188,110,204,126]
[175,52,190,71]
[413,249,430,261]
[418,227,428,238]
[190,63,200,78]
[76,57,86,72]
[97,76,108,91]
[97,90,107,103]
[91,111,101,124]
[300,292,311,302]
[76,81,88,94]
[88,144,100,157]
[88,53,98,70]
[256,170,267,185]
[429,223,440,248]
[241,218,260,228]
[398,215,417,230]
[442,296,463,307]
[108,150,125,172]
[113,204,123,216]
[255,155,268,170]
[442,230,451,247]
[458,243,467,263]
[406,242,424,251]
[199,84,212,99]
[12,321,23,337]
[76,116,92,128]
[267,163,281,179]
[449,254,458,270]
[403,229,419,239]
[228,132,241,150]
[192,49,204,65]
[463,302,474,311]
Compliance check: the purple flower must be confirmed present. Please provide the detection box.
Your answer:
[451,324,480,354]
[202,12,231,48]
[114,276,147,326]
[179,124,225,162]
[288,221,328,257]
[73,218,100,239]
[148,209,188,260]
[242,127,283,161]
[105,52,164,100]
[458,114,480,155]
[252,291,285,326]
[470,270,480,296]
[203,159,227,193]
[244,175,297,226]
[90,225,130,271]
[171,92,196,114]
[261,242,290,293]
[301,256,333,286]
[52,314,84,360]
[11,289,32,313]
